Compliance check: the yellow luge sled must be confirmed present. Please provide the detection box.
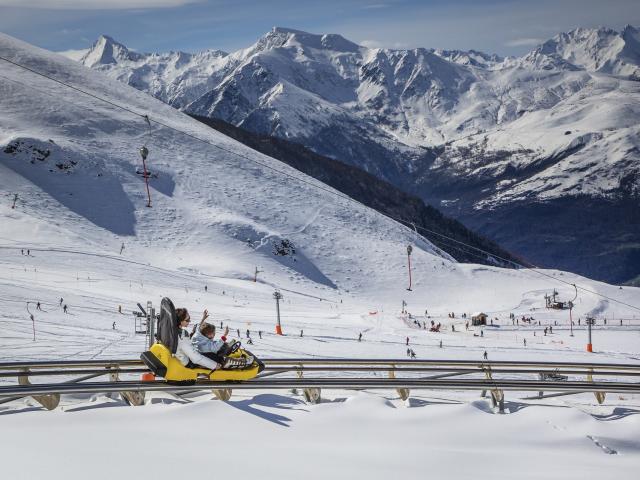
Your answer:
[142,343,262,382]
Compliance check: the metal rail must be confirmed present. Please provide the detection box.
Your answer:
[1,378,638,397]
[0,368,149,378]
[2,366,640,378]
[1,358,638,410]
[1,358,640,370]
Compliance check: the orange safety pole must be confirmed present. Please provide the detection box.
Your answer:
[586,317,593,352]
[274,291,283,335]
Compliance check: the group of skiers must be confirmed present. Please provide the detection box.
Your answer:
[32,298,68,313]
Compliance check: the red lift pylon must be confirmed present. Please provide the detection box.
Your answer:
[406,245,413,291]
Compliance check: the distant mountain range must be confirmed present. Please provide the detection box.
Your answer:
[67,26,640,284]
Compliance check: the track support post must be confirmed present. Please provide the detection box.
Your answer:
[212,389,232,401]
[297,368,321,404]
[587,369,606,405]
[18,368,60,410]
[109,369,145,406]
[482,365,504,412]
[389,365,410,401]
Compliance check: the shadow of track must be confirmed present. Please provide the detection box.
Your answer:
[227,393,307,427]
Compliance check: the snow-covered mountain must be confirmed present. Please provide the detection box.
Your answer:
[0,31,463,306]
[519,25,640,79]
[4,30,640,480]
[68,26,640,284]
[4,33,640,480]
[4,28,637,310]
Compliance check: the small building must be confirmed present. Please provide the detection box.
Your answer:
[544,289,572,310]
[471,312,487,326]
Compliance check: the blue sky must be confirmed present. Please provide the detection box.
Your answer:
[1,0,639,56]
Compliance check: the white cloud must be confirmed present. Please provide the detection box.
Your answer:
[504,37,544,47]
[359,39,383,48]
[0,0,201,9]
[362,4,389,9]
[360,39,409,49]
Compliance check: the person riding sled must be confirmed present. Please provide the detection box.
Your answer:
[189,309,253,369]
[140,298,261,381]
[192,309,229,364]
[174,308,221,371]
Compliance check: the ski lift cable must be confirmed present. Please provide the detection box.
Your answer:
[2,56,639,312]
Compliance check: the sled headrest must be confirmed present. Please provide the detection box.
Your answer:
[157,297,179,354]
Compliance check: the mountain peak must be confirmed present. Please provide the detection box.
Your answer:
[259,27,360,53]
[523,25,640,77]
[80,35,140,67]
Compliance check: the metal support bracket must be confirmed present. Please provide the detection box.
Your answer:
[212,388,233,401]
[109,370,145,406]
[587,369,606,405]
[18,368,60,410]
[389,365,410,401]
[482,365,504,412]
[297,369,321,404]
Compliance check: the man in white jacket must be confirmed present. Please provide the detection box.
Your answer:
[175,309,220,371]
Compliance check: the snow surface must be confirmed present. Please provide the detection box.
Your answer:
[2,32,640,480]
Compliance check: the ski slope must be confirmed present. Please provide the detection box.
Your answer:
[1,32,640,480]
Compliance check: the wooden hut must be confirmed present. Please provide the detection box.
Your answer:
[471,312,487,326]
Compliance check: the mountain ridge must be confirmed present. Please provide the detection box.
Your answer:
[67,26,640,284]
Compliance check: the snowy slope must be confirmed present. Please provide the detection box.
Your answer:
[0,31,457,302]
[1,30,638,337]
[67,27,640,285]
[2,32,640,480]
